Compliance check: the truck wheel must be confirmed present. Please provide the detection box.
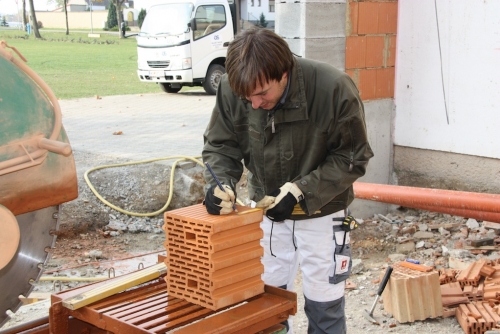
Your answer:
[203,64,225,95]
[159,83,182,93]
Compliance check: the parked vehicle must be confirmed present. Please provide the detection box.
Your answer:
[136,0,237,95]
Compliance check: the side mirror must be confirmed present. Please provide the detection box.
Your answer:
[189,18,197,31]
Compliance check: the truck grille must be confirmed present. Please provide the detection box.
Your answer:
[147,61,170,69]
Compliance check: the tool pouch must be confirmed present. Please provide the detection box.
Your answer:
[329,213,356,284]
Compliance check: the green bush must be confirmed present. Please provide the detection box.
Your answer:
[107,2,118,29]
[259,13,268,28]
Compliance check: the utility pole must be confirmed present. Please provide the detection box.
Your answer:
[90,0,94,33]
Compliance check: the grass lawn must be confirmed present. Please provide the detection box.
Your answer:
[0,30,201,99]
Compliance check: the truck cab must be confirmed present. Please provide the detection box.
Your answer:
[136,0,236,95]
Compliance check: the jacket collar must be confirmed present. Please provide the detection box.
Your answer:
[272,57,308,124]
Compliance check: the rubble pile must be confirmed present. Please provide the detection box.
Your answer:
[356,211,500,268]
[356,211,500,334]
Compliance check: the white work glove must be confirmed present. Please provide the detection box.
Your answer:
[204,184,236,215]
[256,182,303,222]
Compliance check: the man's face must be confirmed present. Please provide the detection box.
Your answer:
[245,73,288,110]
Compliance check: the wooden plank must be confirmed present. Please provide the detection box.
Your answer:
[470,238,494,247]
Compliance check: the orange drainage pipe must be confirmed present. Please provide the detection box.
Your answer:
[353,182,500,223]
[410,204,500,223]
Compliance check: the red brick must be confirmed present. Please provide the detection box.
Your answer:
[358,68,377,100]
[358,2,379,35]
[164,204,264,310]
[376,67,395,99]
[386,35,397,67]
[348,2,359,35]
[345,69,356,82]
[345,36,366,69]
[378,2,398,34]
[365,36,385,68]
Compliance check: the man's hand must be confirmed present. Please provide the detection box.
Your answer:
[204,184,236,215]
[261,182,304,222]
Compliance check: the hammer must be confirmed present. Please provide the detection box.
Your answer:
[363,266,393,325]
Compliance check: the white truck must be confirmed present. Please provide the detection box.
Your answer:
[136,0,237,95]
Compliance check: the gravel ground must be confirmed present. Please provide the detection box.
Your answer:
[2,150,464,334]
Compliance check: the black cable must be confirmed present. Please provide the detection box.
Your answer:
[434,0,450,125]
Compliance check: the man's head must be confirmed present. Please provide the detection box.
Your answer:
[226,28,294,110]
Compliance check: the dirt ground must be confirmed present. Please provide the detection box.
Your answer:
[2,150,463,333]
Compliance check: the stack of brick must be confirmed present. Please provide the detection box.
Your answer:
[163,204,264,310]
[346,0,398,100]
[383,260,500,333]
[439,259,500,334]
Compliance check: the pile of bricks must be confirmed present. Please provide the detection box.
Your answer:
[163,204,265,311]
[383,259,500,333]
[439,259,500,334]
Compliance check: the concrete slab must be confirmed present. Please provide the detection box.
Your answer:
[59,90,215,161]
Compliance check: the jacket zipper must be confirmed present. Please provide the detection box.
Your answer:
[348,120,354,172]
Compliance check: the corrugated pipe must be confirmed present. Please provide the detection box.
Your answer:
[353,182,500,223]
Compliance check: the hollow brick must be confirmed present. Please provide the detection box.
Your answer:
[164,204,265,310]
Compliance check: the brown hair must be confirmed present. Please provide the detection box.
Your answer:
[226,28,294,98]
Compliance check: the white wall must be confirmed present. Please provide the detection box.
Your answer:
[246,0,274,22]
[394,0,500,160]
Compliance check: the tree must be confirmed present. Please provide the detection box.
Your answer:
[63,0,69,35]
[138,8,146,29]
[259,13,268,28]
[114,0,127,38]
[48,0,69,34]
[28,0,42,38]
[1,16,7,26]
[22,0,27,31]
[106,1,118,29]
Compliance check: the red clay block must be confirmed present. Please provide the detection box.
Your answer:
[378,2,398,34]
[387,35,397,67]
[358,2,379,35]
[345,69,356,82]
[376,67,395,99]
[164,204,265,310]
[366,36,385,68]
[357,68,377,100]
[348,2,359,35]
[345,36,366,69]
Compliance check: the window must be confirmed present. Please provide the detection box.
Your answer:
[193,5,226,40]
[269,0,275,12]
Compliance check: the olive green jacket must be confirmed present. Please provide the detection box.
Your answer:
[202,57,374,220]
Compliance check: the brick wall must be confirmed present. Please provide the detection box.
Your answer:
[345,0,397,100]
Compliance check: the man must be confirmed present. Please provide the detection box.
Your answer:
[202,27,373,333]
[121,21,126,37]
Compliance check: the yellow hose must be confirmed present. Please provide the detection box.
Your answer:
[84,156,244,217]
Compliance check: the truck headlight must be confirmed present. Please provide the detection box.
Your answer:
[182,58,192,70]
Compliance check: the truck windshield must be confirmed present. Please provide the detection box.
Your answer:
[141,4,194,36]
